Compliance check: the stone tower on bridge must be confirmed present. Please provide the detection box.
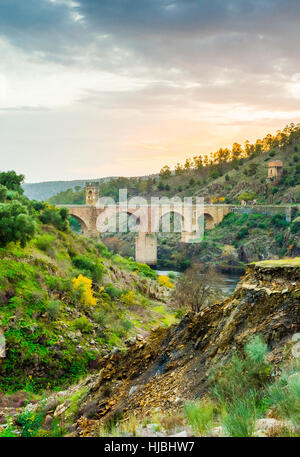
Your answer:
[86,182,99,206]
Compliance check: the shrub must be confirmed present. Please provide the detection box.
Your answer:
[0,200,35,247]
[244,335,269,363]
[267,368,300,425]
[210,336,271,405]
[184,400,215,435]
[275,234,284,246]
[35,234,55,252]
[46,300,61,320]
[104,284,122,299]
[271,214,289,228]
[72,255,104,282]
[223,393,257,437]
[0,170,24,193]
[237,227,249,239]
[72,274,97,307]
[158,274,174,288]
[126,260,157,279]
[209,170,221,179]
[291,220,300,234]
[0,185,7,202]
[15,407,45,437]
[39,205,69,231]
[96,242,110,257]
[293,154,299,162]
[238,192,256,202]
[73,316,93,333]
[120,290,136,306]
[167,272,176,280]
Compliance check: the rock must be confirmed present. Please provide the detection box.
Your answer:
[209,426,224,437]
[129,386,138,396]
[146,423,161,433]
[168,430,189,437]
[292,333,300,343]
[43,415,53,430]
[54,402,68,417]
[255,418,285,437]
[292,341,300,358]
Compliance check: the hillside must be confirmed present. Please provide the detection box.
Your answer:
[0,172,177,394]
[3,259,299,437]
[0,225,177,393]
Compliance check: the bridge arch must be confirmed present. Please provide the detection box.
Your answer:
[159,210,184,233]
[69,213,88,234]
[96,207,141,233]
[203,213,215,230]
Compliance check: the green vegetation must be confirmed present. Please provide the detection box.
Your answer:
[0,171,176,393]
[184,400,215,435]
[183,336,300,437]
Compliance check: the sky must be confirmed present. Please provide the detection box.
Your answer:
[1,0,300,183]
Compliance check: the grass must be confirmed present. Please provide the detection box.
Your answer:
[183,336,300,437]
[184,399,215,435]
[254,257,300,267]
[223,393,257,437]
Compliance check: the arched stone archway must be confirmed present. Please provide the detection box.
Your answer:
[203,213,215,230]
[69,213,88,234]
[97,207,141,233]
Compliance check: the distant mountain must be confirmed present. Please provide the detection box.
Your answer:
[22,173,159,201]
[22,177,115,201]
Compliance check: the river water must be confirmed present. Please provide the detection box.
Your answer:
[156,270,242,296]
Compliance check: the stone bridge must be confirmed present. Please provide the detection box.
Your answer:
[59,183,294,265]
[60,204,231,266]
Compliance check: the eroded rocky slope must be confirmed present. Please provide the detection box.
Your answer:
[28,259,299,437]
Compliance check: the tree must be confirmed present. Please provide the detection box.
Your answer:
[175,163,184,175]
[184,158,192,170]
[0,185,7,202]
[247,163,258,176]
[209,169,221,179]
[172,264,223,313]
[238,192,256,202]
[39,206,69,231]
[0,200,35,247]
[159,165,171,179]
[232,143,243,160]
[0,171,24,193]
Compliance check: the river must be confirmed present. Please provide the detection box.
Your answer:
[156,270,242,296]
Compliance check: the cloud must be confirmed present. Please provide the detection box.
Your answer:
[0,0,300,181]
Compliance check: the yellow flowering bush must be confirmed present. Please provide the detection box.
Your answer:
[158,275,174,289]
[72,274,97,307]
[120,290,136,306]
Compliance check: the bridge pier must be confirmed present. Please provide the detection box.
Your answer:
[181,231,200,242]
[135,232,157,265]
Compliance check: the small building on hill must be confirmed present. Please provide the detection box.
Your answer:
[268,160,283,179]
